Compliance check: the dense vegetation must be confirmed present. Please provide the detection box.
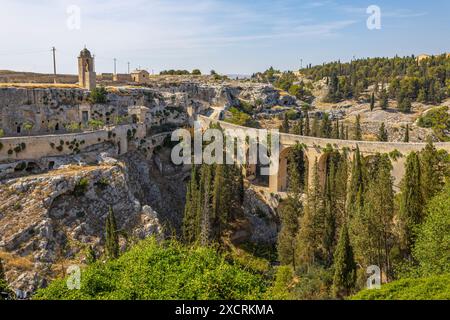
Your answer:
[183,163,245,246]
[252,67,314,103]
[34,238,267,300]
[352,274,450,300]
[417,106,450,141]
[300,54,450,109]
[160,69,201,75]
[273,141,450,299]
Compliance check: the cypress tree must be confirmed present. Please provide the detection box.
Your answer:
[378,122,388,142]
[322,162,337,266]
[277,153,303,270]
[320,113,332,138]
[311,116,319,137]
[370,92,375,111]
[199,165,213,245]
[420,140,444,202]
[360,155,394,278]
[379,89,389,110]
[354,115,362,140]
[399,152,424,257]
[305,112,311,136]
[339,123,345,140]
[106,207,119,260]
[296,159,322,270]
[404,124,410,142]
[332,224,357,298]
[86,246,97,265]
[183,165,199,243]
[346,146,365,217]
[281,114,290,133]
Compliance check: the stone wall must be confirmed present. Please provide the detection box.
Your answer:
[198,116,450,192]
[0,124,145,164]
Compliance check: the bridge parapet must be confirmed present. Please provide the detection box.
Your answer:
[198,115,450,193]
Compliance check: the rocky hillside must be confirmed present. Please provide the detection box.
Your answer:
[0,154,166,293]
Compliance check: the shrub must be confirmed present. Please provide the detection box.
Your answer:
[34,238,267,300]
[89,86,108,104]
[413,184,450,276]
[352,274,450,300]
[73,178,89,196]
[417,106,450,141]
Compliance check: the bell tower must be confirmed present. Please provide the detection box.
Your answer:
[78,47,96,90]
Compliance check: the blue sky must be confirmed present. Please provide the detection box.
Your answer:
[0,0,449,75]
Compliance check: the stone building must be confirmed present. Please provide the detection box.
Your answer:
[78,48,97,90]
[131,70,150,83]
[99,73,114,81]
[113,73,132,82]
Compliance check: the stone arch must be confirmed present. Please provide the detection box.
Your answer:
[269,145,309,193]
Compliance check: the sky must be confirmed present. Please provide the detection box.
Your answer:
[0,0,449,75]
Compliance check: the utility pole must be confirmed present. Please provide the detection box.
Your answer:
[114,58,117,75]
[127,62,130,74]
[300,58,303,69]
[52,47,57,83]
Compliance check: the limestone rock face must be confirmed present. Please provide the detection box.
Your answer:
[0,162,163,293]
[242,189,278,245]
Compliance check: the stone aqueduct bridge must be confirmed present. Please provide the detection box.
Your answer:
[198,115,450,193]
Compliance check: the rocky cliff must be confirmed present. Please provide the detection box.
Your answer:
[0,153,165,293]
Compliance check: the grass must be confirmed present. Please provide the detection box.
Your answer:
[0,83,79,89]
[0,251,34,271]
[352,274,450,300]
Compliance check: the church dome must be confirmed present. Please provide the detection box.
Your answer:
[79,47,92,58]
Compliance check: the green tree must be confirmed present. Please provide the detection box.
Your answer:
[311,116,319,137]
[379,89,389,110]
[192,69,202,75]
[347,146,365,218]
[332,224,357,298]
[398,152,424,258]
[277,152,303,269]
[413,184,450,276]
[320,113,332,138]
[404,124,410,142]
[360,155,394,278]
[370,92,375,111]
[106,207,119,260]
[90,86,108,104]
[86,246,97,265]
[304,113,311,136]
[297,160,322,270]
[354,115,362,140]
[419,140,446,202]
[378,122,388,142]
[280,114,290,133]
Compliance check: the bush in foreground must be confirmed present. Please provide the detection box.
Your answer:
[351,274,450,300]
[34,238,267,300]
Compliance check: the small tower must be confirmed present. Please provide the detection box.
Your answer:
[78,47,96,90]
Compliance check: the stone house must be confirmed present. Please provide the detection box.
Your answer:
[131,70,150,83]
